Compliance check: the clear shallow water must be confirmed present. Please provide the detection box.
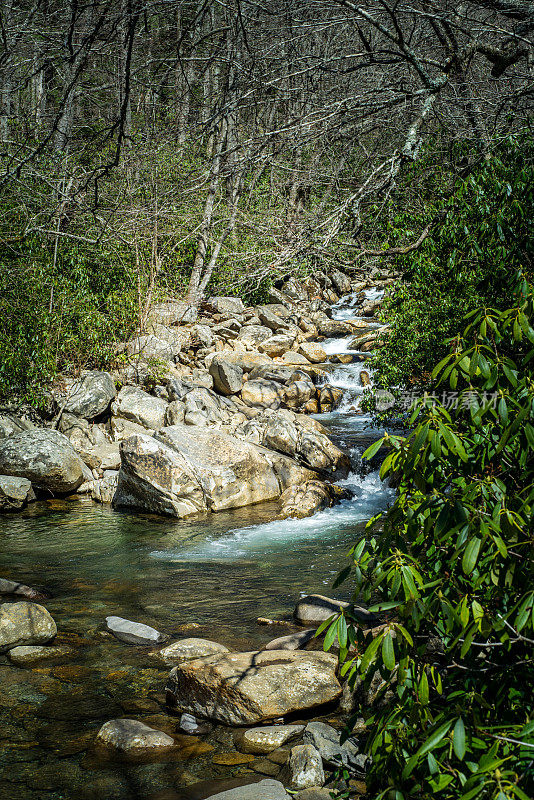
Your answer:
[0,290,392,800]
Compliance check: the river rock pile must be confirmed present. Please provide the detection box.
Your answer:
[0,270,391,520]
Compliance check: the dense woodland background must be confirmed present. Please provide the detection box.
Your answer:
[0,0,533,402]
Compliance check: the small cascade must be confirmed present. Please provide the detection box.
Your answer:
[321,336,357,355]
[328,361,373,412]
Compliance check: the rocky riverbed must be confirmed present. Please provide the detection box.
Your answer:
[0,267,396,799]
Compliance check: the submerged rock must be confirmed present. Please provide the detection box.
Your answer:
[166,649,341,726]
[0,578,47,601]
[96,718,174,754]
[0,429,85,493]
[157,637,229,665]
[0,601,57,652]
[179,712,213,735]
[8,644,72,666]
[105,616,167,645]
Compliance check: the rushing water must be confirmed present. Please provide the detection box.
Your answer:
[0,290,392,800]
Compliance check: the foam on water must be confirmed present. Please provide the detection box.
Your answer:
[150,470,394,563]
[322,336,356,355]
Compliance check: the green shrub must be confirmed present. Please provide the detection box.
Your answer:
[366,132,534,408]
[324,277,534,799]
[0,237,138,406]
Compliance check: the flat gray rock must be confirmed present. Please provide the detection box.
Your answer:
[0,578,46,600]
[206,779,289,799]
[105,616,166,645]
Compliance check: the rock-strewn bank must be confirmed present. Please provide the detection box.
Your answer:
[0,269,391,520]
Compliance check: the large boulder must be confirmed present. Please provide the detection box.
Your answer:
[0,429,85,493]
[155,426,282,511]
[207,296,245,316]
[256,306,288,332]
[0,413,35,439]
[278,481,347,520]
[0,601,57,653]
[62,371,116,419]
[297,343,327,364]
[78,442,121,471]
[206,350,273,373]
[148,300,197,325]
[241,380,282,410]
[166,649,341,726]
[282,380,315,410]
[329,269,351,295]
[113,434,207,517]
[110,417,153,442]
[0,475,33,511]
[91,470,119,504]
[58,413,111,452]
[281,278,308,301]
[237,410,350,479]
[312,315,354,337]
[111,386,168,430]
[125,333,177,361]
[113,426,310,518]
[280,352,312,366]
[209,357,244,396]
[259,334,296,358]
[237,325,272,346]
